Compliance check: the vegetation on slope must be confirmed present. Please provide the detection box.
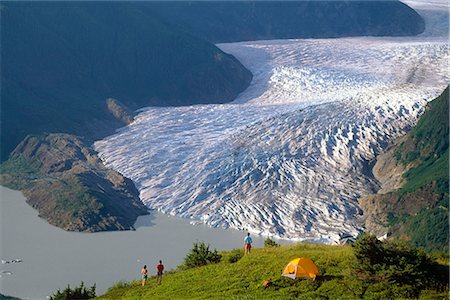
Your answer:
[0,1,252,160]
[0,294,21,300]
[50,282,96,300]
[99,236,448,299]
[388,87,449,253]
[146,1,424,43]
[182,241,222,269]
[0,134,148,232]
[396,86,449,194]
[362,87,449,253]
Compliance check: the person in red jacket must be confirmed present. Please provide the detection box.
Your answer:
[156,260,164,285]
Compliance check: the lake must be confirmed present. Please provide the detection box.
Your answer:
[0,186,287,299]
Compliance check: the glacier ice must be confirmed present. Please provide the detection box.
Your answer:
[94,1,449,243]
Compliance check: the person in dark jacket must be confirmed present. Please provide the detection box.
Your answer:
[156,260,164,285]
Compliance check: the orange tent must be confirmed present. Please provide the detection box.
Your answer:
[281,257,320,280]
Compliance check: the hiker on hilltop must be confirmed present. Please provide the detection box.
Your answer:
[244,232,253,255]
[141,265,148,286]
[156,260,164,285]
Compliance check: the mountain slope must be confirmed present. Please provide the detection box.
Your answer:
[360,86,449,252]
[0,1,425,161]
[0,134,149,232]
[145,1,424,42]
[0,1,252,160]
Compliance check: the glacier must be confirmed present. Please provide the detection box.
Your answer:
[94,0,449,243]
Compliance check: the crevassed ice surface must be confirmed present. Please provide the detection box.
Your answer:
[94,1,449,243]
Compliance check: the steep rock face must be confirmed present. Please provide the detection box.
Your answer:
[0,134,148,232]
[146,1,425,43]
[360,87,449,251]
[360,183,444,237]
[371,136,409,194]
[0,1,253,160]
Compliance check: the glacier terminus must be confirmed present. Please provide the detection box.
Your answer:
[94,0,449,243]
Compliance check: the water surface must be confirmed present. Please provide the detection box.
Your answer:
[0,186,282,299]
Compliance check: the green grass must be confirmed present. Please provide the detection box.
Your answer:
[405,207,449,253]
[0,155,40,175]
[99,243,352,300]
[98,243,448,299]
[398,86,449,195]
[48,175,103,221]
[400,149,449,195]
[398,86,449,167]
[0,155,41,189]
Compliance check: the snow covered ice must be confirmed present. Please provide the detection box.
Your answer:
[94,1,449,243]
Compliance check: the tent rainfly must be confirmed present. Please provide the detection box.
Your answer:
[281,257,320,280]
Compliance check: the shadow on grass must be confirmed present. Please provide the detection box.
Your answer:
[269,274,344,290]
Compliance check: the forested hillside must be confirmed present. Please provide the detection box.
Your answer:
[0,2,252,160]
[146,1,424,42]
[361,87,449,252]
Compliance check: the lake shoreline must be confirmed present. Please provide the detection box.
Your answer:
[0,186,289,300]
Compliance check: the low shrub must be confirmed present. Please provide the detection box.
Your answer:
[106,280,130,293]
[50,281,96,300]
[351,234,449,298]
[228,248,244,263]
[264,237,279,248]
[183,241,222,269]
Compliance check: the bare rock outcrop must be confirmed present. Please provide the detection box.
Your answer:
[0,133,148,232]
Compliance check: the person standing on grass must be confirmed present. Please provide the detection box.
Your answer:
[141,265,148,286]
[244,232,253,255]
[156,260,164,285]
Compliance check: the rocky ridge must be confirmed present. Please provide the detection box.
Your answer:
[0,134,148,232]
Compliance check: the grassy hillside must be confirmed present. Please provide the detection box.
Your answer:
[0,2,252,160]
[99,243,355,300]
[146,1,424,43]
[99,241,448,299]
[362,87,449,253]
[389,87,449,252]
[397,86,449,195]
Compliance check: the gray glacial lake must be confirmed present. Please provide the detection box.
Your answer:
[0,186,286,299]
